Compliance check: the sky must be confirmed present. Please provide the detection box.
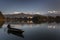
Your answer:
[0,0,60,14]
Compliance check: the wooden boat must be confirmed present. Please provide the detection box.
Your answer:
[7,29,24,38]
[7,24,24,34]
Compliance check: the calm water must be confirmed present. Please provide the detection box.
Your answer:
[0,22,60,40]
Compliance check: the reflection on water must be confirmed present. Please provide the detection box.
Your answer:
[0,22,60,40]
[48,24,56,29]
[7,28,24,38]
[6,20,33,24]
[0,21,4,28]
[48,26,56,29]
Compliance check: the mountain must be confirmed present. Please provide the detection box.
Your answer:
[4,13,34,18]
[45,13,60,17]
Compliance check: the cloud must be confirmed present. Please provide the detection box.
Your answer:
[6,11,41,14]
[48,10,57,14]
[13,11,21,14]
[36,12,40,14]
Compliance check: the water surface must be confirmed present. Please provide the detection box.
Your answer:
[0,22,60,40]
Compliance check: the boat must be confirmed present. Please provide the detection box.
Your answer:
[7,29,24,38]
[7,24,24,34]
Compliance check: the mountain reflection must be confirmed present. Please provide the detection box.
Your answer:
[48,25,55,29]
[7,26,24,38]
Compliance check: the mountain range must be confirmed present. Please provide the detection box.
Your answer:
[4,13,60,18]
[45,13,60,17]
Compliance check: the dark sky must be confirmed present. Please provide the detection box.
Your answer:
[0,0,60,14]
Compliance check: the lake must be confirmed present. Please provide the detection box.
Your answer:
[0,22,60,40]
